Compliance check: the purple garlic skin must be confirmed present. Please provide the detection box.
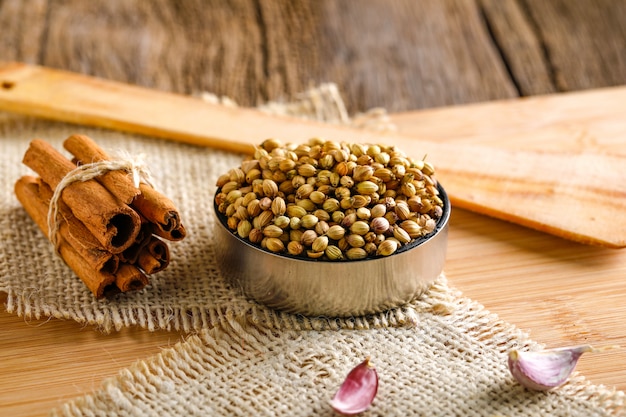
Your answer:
[330,357,379,415]
[508,345,593,391]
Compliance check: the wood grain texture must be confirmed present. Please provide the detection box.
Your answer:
[391,86,626,154]
[3,0,624,113]
[521,0,626,91]
[303,0,519,111]
[0,292,186,417]
[1,1,626,416]
[31,0,520,111]
[0,0,48,63]
[477,0,557,96]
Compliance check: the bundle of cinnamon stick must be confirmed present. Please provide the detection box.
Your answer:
[14,134,186,298]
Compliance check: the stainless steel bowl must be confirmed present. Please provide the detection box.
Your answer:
[213,184,450,317]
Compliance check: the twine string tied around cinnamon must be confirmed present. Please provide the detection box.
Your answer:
[47,152,153,249]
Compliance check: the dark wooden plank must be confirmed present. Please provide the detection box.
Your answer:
[40,0,198,93]
[477,0,557,96]
[2,0,518,112]
[263,0,518,112]
[0,0,48,64]
[36,0,275,102]
[518,0,626,91]
[1,0,625,113]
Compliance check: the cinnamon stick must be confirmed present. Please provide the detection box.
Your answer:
[136,235,170,274]
[15,176,119,298]
[22,139,142,253]
[63,134,186,241]
[135,184,187,241]
[114,264,149,293]
[17,175,149,296]
[14,175,119,275]
[63,134,140,204]
[118,221,153,264]
[59,241,119,298]
[16,137,183,298]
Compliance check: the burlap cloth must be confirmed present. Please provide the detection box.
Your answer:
[1,86,624,416]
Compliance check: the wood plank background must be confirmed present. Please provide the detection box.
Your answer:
[1,1,625,416]
[2,0,625,112]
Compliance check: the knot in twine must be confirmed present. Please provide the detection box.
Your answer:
[47,152,153,249]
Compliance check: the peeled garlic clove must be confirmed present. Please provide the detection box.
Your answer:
[508,345,593,391]
[330,357,378,415]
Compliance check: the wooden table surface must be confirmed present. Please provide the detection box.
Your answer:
[1,1,626,416]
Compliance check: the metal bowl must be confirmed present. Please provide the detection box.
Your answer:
[213,184,450,317]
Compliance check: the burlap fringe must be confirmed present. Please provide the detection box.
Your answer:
[51,275,625,417]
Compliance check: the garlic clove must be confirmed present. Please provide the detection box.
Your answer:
[508,345,593,391]
[330,357,378,415]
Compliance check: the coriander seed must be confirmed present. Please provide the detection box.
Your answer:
[216,138,444,261]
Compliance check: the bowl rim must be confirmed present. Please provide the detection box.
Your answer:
[213,182,450,264]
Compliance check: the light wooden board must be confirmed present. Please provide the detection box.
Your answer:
[1,63,626,248]
[1,79,626,416]
[0,293,186,417]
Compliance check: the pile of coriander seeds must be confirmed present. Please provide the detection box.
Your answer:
[214,138,445,261]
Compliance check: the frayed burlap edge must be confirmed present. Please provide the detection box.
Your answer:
[2,272,448,333]
[50,276,625,417]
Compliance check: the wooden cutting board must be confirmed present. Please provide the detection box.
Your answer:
[1,65,626,416]
[1,63,626,248]
[390,86,626,155]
